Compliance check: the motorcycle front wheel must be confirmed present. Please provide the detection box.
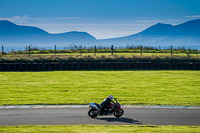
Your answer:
[114,109,124,118]
[88,109,98,118]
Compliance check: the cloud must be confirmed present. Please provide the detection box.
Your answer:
[136,19,163,23]
[185,15,200,18]
[0,15,29,23]
[0,15,82,23]
[55,17,82,20]
[135,19,181,24]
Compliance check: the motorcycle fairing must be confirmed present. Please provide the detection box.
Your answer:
[89,103,101,110]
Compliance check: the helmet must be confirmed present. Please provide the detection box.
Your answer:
[108,95,114,101]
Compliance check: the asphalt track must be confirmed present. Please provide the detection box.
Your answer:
[0,107,200,125]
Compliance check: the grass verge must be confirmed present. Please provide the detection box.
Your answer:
[0,125,199,133]
[0,71,199,106]
[0,54,199,62]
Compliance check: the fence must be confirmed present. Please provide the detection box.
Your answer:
[1,45,200,56]
[1,45,200,71]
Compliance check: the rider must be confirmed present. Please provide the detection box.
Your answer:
[100,95,114,115]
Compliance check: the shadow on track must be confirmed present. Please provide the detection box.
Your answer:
[97,117,142,124]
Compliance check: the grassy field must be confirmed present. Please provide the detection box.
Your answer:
[0,71,199,106]
[0,54,199,62]
[0,125,199,133]
[5,52,200,56]
[6,47,200,55]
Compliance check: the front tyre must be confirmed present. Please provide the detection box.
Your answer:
[114,109,124,118]
[88,109,98,118]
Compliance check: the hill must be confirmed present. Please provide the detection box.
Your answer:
[0,20,97,47]
[1,19,200,48]
[99,19,200,47]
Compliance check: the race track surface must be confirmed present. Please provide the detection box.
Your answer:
[0,108,199,125]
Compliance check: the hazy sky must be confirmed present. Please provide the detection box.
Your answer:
[1,0,200,39]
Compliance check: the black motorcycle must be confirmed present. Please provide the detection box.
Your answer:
[88,98,124,118]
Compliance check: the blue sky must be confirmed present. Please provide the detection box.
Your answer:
[1,0,200,39]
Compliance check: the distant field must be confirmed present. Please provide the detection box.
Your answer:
[0,125,199,133]
[0,71,199,106]
[1,54,199,63]
[4,52,199,56]
[3,47,200,57]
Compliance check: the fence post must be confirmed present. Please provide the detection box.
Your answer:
[28,45,31,56]
[94,45,97,56]
[111,45,114,55]
[80,45,82,56]
[170,45,173,55]
[1,45,4,55]
[55,45,57,55]
[140,45,143,56]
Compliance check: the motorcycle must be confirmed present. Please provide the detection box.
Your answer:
[88,98,124,118]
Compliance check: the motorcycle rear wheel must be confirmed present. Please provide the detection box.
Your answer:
[88,109,98,118]
[114,109,124,118]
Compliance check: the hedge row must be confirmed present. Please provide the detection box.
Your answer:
[0,62,199,71]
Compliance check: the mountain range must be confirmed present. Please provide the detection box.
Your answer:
[0,19,200,47]
[100,19,200,47]
[0,20,97,47]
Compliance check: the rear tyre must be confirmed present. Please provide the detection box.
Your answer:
[88,109,98,118]
[114,109,124,118]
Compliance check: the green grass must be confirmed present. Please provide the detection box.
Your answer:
[7,47,200,55]
[0,125,199,133]
[4,51,200,56]
[0,71,199,106]
[0,54,199,62]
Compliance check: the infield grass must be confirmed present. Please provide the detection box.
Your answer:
[0,71,199,106]
[0,125,199,133]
